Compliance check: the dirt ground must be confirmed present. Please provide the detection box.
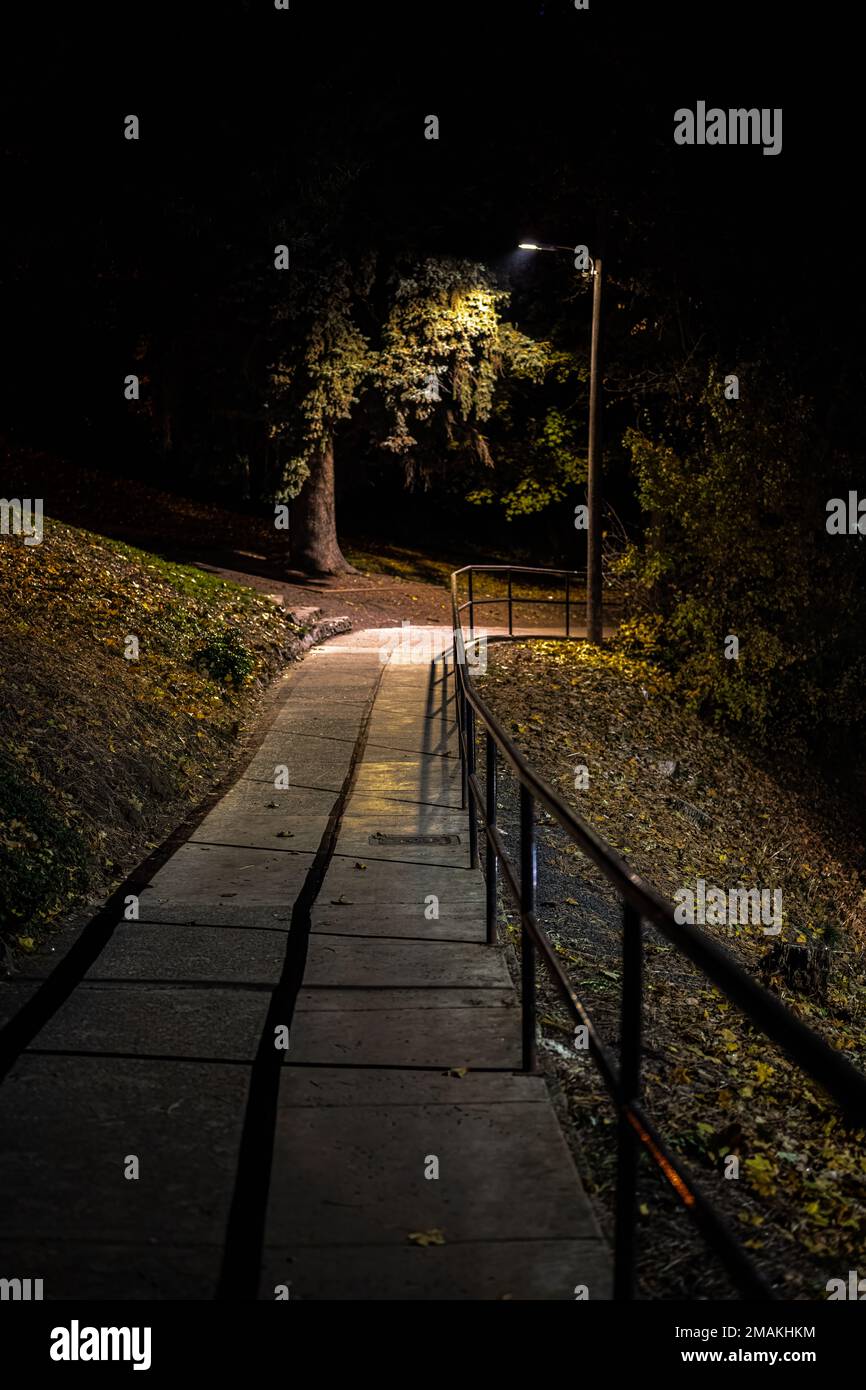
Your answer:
[196,561,454,630]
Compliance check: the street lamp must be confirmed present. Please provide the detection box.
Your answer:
[518,239,604,645]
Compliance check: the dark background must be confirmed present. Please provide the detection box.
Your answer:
[1,0,859,561]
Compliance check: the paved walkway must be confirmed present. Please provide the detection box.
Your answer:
[0,628,611,1300]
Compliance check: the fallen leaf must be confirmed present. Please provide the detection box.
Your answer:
[408,1228,445,1247]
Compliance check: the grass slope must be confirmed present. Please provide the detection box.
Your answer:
[0,520,304,964]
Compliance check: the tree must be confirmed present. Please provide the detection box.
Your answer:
[615,366,866,752]
[268,255,548,575]
[269,259,374,574]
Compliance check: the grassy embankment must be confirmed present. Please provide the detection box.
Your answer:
[0,519,306,966]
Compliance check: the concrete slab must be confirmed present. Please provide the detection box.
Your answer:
[0,1055,249,1243]
[83,923,288,985]
[318,860,485,903]
[371,697,458,723]
[271,693,372,710]
[27,985,270,1061]
[284,1006,519,1068]
[253,710,360,740]
[364,714,458,758]
[311,901,483,921]
[188,810,331,855]
[310,904,486,942]
[249,727,356,768]
[363,735,458,761]
[302,936,510,989]
[331,841,468,867]
[144,841,314,905]
[201,782,337,817]
[346,792,466,816]
[133,901,295,929]
[339,806,467,829]
[0,1239,221,1301]
[356,747,465,781]
[351,780,464,812]
[275,1067,546,1107]
[264,1099,600,1246]
[239,746,348,793]
[295,986,515,1011]
[259,1239,612,1300]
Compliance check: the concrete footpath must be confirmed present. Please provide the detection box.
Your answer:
[0,627,611,1300]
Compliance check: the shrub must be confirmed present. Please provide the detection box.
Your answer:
[615,366,866,747]
[192,629,255,689]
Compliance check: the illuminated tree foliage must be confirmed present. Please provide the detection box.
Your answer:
[268,254,550,573]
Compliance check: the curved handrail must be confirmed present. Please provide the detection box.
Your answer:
[450,563,866,1301]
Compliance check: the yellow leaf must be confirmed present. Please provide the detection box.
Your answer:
[745,1155,778,1197]
[408,1229,445,1247]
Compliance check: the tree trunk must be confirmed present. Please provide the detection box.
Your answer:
[290,436,357,575]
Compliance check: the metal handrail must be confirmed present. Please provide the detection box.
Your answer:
[450,563,866,1301]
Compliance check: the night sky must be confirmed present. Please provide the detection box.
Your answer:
[3,2,861,479]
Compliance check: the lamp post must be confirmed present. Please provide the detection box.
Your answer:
[518,241,604,644]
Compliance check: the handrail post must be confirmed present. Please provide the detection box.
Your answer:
[614,902,643,1300]
[468,568,475,638]
[507,568,513,637]
[466,699,478,869]
[485,730,497,945]
[565,572,571,638]
[460,685,468,809]
[519,782,537,1072]
[454,630,467,810]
